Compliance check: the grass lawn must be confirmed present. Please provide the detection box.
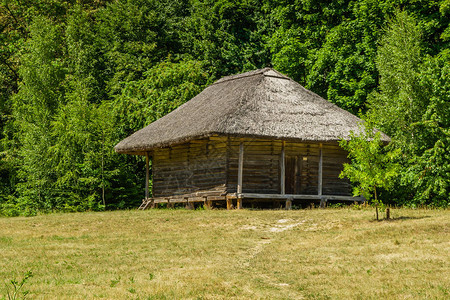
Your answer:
[0,208,449,299]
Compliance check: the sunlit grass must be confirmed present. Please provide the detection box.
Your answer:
[0,208,449,299]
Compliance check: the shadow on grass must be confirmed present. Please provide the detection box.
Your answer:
[371,215,432,222]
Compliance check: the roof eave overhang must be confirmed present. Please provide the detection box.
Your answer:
[113,132,375,155]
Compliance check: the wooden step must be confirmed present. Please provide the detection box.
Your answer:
[138,198,153,210]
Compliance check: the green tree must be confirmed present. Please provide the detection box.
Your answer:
[367,11,426,145]
[405,54,450,206]
[267,0,352,88]
[367,11,450,207]
[180,0,271,77]
[112,58,210,138]
[267,0,449,114]
[1,0,448,213]
[96,0,189,96]
[339,125,400,220]
[10,16,65,213]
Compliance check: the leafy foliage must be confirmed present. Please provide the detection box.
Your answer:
[366,11,449,207]
[0,0,448,214]
[112,59,210,138]
[339,125,400,203]
[4,271,33,300]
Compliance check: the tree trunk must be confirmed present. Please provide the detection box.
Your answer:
[374,186,379,221]
[101,130,105,207]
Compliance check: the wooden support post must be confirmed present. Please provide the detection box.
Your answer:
[318,143,323,196]
[285,198,293,210]
[226,197,233,210]
[237,142,244,195]
[167,199,174,209]
[280,141,286,195]
[185,198,194,210]
[237,198,243,209]
[145,152,150,200]
[204,197,212,209]
[320,197,327,208]
[294,156,299,194]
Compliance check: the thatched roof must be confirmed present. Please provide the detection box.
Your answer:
[115,68,390,154]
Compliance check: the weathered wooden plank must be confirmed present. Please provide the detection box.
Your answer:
[286,198,293,210]
[190,139,209,144]
[145,152,150,199]
[281,141,285,195]
[154,182,227,189]
[155,187,227,199]
[229,154,280,160]
[154,168,226,176]
[226,196,233,210]
[237,142,244,194]
[188,197,207,202]
[237,193,364,202]
[229,162,279,168]
[154,185,226,193]
[207,196,226,201]
[154,182,226,192]
[237,198,243,209]
[318,143,323,196]
[167,198,188,203]
[233,170,279,177]
[195,191,226,197]
[155,160,226,167]
[153,197,170,203]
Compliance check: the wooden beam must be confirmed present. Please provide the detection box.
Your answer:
[237,142,244,210]
[285,197,293,210]
[318,143,323,196]
[237,198,243,209]
[226,196,234,210]
[294,156,299,194]
[237,142,244,194]
[280,141,286,195]
[145,152,150,199]
[237,193,365,202]
[204,198,212,209]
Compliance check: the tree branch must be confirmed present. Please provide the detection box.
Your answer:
[3,3,26,35]
[0,56,19,81]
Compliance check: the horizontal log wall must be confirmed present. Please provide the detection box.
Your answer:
[285,142,320,195]
[153,137,227,197]
[228,139,281,194]
[152,136,352,199]
[227,138,351,196]
[322,144,352,196]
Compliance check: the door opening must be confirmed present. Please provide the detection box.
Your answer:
[285,156,301,194]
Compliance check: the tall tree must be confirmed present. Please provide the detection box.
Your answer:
[11,16,66,212]
[181,0,272,78]
[367,11,449,206]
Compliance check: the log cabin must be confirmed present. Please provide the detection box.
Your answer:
[115,68,390,209]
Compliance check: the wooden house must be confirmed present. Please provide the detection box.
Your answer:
[115,68,390,209]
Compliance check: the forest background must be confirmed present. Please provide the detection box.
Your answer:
[0,0,448,215]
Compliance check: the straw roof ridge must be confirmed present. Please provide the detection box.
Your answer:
[213,67,290,85]
[115,68,390,154]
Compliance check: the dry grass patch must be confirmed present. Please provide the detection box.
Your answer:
[0,208,448,299]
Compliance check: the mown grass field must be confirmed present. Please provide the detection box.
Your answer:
[0,208,449,299]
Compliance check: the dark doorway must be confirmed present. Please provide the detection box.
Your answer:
[285,156,300,194]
